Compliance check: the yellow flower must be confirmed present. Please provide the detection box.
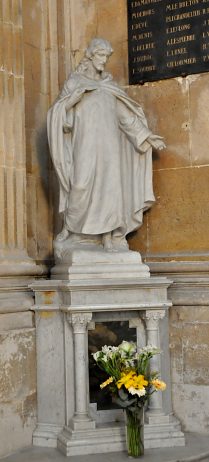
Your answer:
[116,371,135,389]
[132,374,148,390]
[100,377,114,389]
[151,379,166,391]
[117,372,148,391]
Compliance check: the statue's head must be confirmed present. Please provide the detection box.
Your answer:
[76,38,113,76]
[85,38,113,59]
[85,38,113,72]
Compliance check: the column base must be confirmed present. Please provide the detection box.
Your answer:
[145,411,171,424]
[69,417,96,431]
[144,415,185,449]
[57,423,126,456]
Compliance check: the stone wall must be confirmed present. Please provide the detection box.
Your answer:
[64,0,209,434]
[170,304,209,433]
[1,0,209,457]
[0,0,43,456]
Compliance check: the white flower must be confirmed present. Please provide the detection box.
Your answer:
[138,345,160,355]
[101,345,119,358]
[102,345,111,354]
[129,387,146,398]
[118,341,136,355]
[111,346,119,352]
[92,351,100,361]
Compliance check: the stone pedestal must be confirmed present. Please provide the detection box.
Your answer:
[31,249,185,455]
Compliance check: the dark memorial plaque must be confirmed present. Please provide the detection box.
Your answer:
[127,0,209,84]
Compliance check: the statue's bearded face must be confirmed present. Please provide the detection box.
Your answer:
[91,49,109,72]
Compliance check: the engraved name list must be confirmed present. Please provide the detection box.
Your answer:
[127,0,209,83]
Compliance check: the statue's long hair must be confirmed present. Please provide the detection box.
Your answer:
[76,38,113,75]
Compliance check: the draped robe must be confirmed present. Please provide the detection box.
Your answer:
[47,72,155,237]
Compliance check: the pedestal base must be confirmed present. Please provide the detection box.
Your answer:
[51,248,150,280]
[33,423,63,448]
[144,415,185,449]
[57,423,126,456]
[57,417,185,456]
[31,249,185,457]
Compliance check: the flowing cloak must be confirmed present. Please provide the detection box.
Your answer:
[47,72,155,236]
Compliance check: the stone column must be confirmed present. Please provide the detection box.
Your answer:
[0,0,43,279]
[142,309,169,424]
[67,312,95,430]
[0,3,43,457]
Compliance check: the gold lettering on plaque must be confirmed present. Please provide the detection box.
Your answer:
[133,42,155,52]
[132,32,153,40]
[139,65,156,72]
[131,21,148,30]
[131,0,162,6]
[167,47,187,56]
[133,54,152,63]
[167,34,195,45]
[167,57,196,68]
[166,24,191,33]
[179,0,199,7]
[166,3,179,11]
[166,10,201,22]
[132,9,155,19]
[202,43,209,50]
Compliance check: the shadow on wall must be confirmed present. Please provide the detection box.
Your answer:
[34,123,61,267]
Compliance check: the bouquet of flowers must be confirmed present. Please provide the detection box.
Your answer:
[92,340,166,457]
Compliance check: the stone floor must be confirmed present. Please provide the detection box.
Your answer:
[1,434,209,462]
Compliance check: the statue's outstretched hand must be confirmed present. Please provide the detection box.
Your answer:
[148,135,166,150]
[65,88,85,110]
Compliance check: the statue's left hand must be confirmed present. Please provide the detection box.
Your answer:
[148,135,166,150]
[65,88,86,110]
[63,123,72,133]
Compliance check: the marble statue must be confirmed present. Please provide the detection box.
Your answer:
[47,38,165,257]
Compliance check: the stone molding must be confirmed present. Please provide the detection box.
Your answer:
[0,260,46,278]
[149,260,209,277]
[0,261,46,314]
[148,261,209,305]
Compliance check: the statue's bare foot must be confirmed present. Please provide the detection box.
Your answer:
[102,232,115,252]
[112,236,129,251]
[56,227,70,242]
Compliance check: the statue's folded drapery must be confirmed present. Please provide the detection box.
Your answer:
[47,72,155,237]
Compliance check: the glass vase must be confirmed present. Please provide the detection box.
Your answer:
[125,407,144,458]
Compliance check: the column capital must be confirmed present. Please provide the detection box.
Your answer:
[67,312,92,333]
[142,309,166,329]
